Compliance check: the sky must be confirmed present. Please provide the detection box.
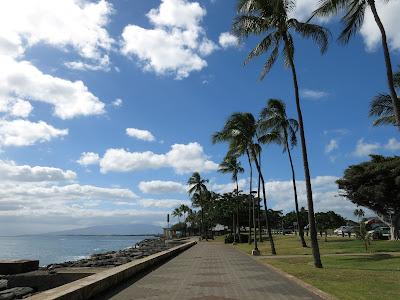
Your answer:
[0,0,399,235]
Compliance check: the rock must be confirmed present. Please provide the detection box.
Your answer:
[0,287,34,299]
[0,292,14,300]
[0,280,7,291]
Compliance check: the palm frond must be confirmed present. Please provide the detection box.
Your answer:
[245,33,276,65]
[312,0,349,18]
[338,0,367,44]
[289,19,330,53]
[232,15,268,38]
[369,93,396,126]
[260,44,279,80]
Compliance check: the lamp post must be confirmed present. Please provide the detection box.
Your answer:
[251,190,260,256]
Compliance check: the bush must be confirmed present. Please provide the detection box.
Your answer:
[224,234,249,243]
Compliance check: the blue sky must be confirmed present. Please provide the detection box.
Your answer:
[0,0,399,235]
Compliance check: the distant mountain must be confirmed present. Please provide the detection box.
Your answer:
[44,224,163,236]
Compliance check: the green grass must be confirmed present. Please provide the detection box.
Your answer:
[235,235,400,256]
[263,254,400,300]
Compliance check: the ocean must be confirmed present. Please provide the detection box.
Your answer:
[0,235,151,266]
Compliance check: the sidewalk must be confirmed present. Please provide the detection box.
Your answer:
[99,241,323,300]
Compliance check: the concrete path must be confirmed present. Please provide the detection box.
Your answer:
[99,242,323,300]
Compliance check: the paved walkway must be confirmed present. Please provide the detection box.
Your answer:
[99,242,323,300]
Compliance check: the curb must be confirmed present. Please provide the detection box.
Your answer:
[27,240,196,300]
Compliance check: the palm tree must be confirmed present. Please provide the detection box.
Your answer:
[258,98,307,248]
[212,112,276,255]
[218,155,245,242]
[188,172,209,239]
[233,0,328,267]
[354,208,365,233]
[369,68,400,126]
[312,0,400,129]
[172,207,183,223]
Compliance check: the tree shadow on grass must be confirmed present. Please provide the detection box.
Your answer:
[334,254,400,272]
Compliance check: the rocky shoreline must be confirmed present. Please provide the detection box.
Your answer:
[0,238,169,299]
[45,237,170,269]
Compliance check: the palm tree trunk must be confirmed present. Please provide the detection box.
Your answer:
[283,34,322,268]
[368,0,400,129]
[251,148,276,255]
[235,176,241,242]
[257,153,263,243]
[285,134,307,248]
[246,150,253,245]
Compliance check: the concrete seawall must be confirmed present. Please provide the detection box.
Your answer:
[27,240,196,300]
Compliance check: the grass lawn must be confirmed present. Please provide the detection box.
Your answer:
[235,234,400,256]
[263,254,400,300]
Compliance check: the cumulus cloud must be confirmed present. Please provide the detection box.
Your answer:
[301,89,329,100]
[77,152,100,166]
[137,198,189,208]
[385,138,400,151]
[0,160,76,182]
[126,128,155,142]
[325,139,338,154]
[0,119,68,147]
[121,0,217,79]
[112,98,123,107]
[353,139,381,157]
[138,180,187,194]
[0,56,105,120]
[0,0,114,66]
[266,176,366,219]
[100,142,218,174]
[360,1,400,51]
[211,178,248,194]
[218,32,239,48]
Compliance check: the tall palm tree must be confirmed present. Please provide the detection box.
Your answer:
[369,68,400,126]
[259,99,307,248]
[172,207,183,223]
[188,172,209,238]
[233,0,328,267]
[313,0,400,129]
[218,155,245,242]
[212,112,276,255]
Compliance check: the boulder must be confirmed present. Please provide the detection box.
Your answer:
[0,280,7,291]
[0,287,34,299]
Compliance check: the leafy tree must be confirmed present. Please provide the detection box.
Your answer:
[259,99,307,247]
[188,172,209,238]
[233,0,329,267]
[313,0,400,129]
[315,211,347,241]
[283,208,308,231]
[213,112,276,254]
[369,68,400,126]
[337,155,400,240]
[218,155,245,242]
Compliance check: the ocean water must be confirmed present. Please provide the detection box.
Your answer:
[0,235,151,266]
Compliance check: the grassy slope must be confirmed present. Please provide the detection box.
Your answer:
[235,235,400,255]
[231,235,400,300]
[265,255,400,300]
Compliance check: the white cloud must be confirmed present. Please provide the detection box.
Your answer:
[360,1,400,51]
[77,152,100,166]
[10,99,33,118]
[0,119,68,147]
[384,138,400,151]
[0,160,76,182]
[266,176,369,219]
[301,89,328,100]
[218,32,239,48]
[137,198,189,208]
[100,142,218,174]
[0,0,114,66]
[138,180,187,194]
[126,128,155,142]
[211,178,247,194]
[325,139,338,154]
[121,0,217,79]
[112,98,123,107]
[353,139,381,157]
[0,56,105,119]
[64,55,110,72]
